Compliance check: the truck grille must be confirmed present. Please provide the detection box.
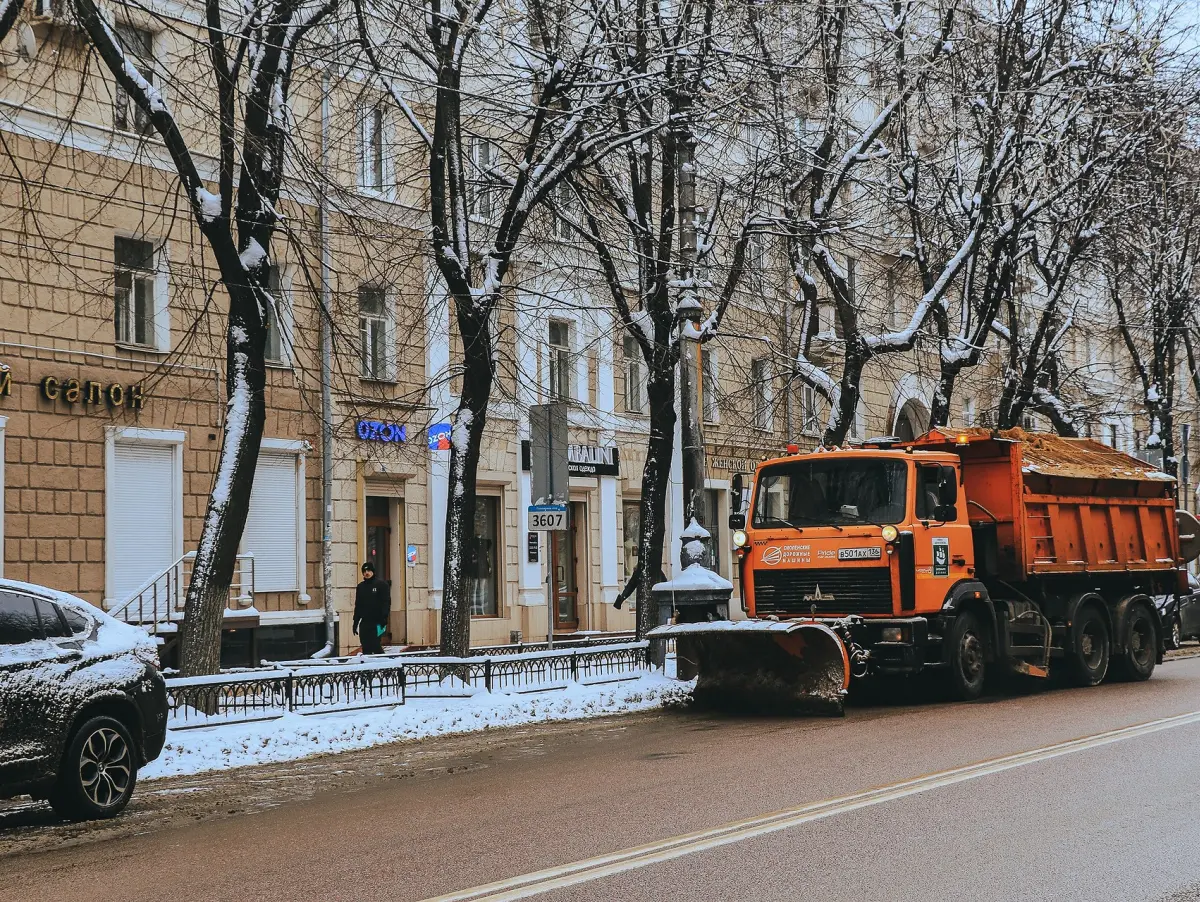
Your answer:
[753,567,893,617]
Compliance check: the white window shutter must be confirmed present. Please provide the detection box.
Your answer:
[110,443,176,601]
[243,452,300,592]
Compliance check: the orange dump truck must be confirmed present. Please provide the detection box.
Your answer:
[651,429,1200,712]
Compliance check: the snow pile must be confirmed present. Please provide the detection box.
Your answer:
[653,563,734,592]
[144,672,692,780]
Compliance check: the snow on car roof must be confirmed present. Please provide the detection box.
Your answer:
[0,577,155,658]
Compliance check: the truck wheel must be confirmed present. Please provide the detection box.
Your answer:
[49,716,138,821]
[1066,606,1110,687]
[948,611,988,701]
[1112,606,1157,682]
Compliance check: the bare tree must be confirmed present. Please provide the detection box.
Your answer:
[0,0,337,674]
[1108,120,1200,475]
[354,0,666,654]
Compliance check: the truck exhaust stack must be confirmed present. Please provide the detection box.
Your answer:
[648,621,850,715]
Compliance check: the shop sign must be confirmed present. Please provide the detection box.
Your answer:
[40,376,145,410]
[406,544,418,567]
[520,440,620,477]
[356,419,407,443]
[428,423,452,451]
[710,455,754,473]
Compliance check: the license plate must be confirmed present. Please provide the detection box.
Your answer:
[838,547,882,561]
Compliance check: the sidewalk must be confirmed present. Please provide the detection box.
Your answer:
[144,670,692,780]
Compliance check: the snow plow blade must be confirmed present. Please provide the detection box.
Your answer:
[647,620,850,715]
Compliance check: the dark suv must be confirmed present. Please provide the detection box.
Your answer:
[0,579,167,820]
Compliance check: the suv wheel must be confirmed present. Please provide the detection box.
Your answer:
[50,716,138,820]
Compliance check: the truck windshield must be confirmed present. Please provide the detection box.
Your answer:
[753,458,908,528]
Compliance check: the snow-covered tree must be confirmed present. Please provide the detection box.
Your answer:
[353,0,670,654]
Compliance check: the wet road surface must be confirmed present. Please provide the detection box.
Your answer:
[4,656,1200,901]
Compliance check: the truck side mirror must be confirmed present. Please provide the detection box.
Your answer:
[731,473,744,512]
[729,512,746,529]
[935,467,958,521]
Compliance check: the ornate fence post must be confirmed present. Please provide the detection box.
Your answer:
[570,650,578,682]
[484,658,493,693]
[286,671,295,712]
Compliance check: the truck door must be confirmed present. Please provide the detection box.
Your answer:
[913,463,973,610]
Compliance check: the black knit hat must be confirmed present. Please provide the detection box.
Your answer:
[362,562,375,574]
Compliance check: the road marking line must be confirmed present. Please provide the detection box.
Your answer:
[421,709,1200,902]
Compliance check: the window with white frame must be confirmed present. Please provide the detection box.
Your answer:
[242,448,303,593]
[548,320,571,401]
[359,285,390,380]
[884,266,899,328]
[801,384,821,435]
[469,136,499,220]
[752,357,772,430]
[623,335,647,414]
[263,264,290,366]
[114,236,159,348]
[360,102,386,191]
[962,397,976,428]
[701,346,718,423]
[747,230,767,288]
[114,24,155,134]
[552,182,576,240]
[1105,423,1119,448]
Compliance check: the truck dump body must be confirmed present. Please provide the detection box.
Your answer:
[908,429,1181,583]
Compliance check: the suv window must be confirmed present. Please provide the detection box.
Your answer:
[59,605,92,635]
[0,593,43,644]
[34,599,71,638]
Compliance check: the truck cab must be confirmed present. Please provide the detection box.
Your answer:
[732,447,974,677]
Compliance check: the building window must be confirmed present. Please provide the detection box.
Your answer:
[263,264,289,366]
[467,496,501,617]
[361,103,386,191]
[701,346,718,423]
[359,285,390,380]
[242,450,302,593]
[962,398,975,428]
[802,384,821,435]
[1105,423,1118,448]
[622,501,640,584]
[552,182,575,240]
[845,256,857,305]
[752,357,772,430]
[623,335,647,414]
[114,236,157,348]
[747,230,767,289]
[114,25,155,134]
[469,137,498,220]
[548,320,571,401]
[884,267,898,328]
[702,488,722,575]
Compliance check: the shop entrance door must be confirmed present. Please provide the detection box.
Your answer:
[551,502,585,632]
[365,497,392,583]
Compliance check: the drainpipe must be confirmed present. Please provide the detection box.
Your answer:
[316,68,336,656]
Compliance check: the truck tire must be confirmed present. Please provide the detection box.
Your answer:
[948,610,988,701]
[1112,605,1157,682]
[1066,606,1110,687]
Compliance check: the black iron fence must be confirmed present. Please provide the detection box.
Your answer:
[166,641,651,727]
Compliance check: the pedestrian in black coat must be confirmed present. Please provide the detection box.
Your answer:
[353,562,391,654]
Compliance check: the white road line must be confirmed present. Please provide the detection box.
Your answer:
[421,709,1200,902]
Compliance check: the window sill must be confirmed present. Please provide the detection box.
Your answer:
[115,341,166,355]
[265,360,293,371]
[470,614,504,621]
[360,375,398,386]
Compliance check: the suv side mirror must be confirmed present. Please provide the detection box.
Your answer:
[729,512,746,530]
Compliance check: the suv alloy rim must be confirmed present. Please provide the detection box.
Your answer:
[79,727,132,809]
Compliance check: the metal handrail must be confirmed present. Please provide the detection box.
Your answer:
[109,551,256,637]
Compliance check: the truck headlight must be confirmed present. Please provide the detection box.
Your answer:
[881,525,899,543]
[732,529,748,548]
[881,626,905,643]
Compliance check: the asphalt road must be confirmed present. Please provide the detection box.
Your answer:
[6,657,1200,901]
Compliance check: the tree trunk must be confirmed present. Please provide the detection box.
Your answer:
[928,367,958,429]
[823,341,866,446]
[634,368,677,638]
[439,304,494,657]
[179,303,267,676]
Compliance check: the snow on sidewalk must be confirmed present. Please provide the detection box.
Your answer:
[143,672,693,780]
